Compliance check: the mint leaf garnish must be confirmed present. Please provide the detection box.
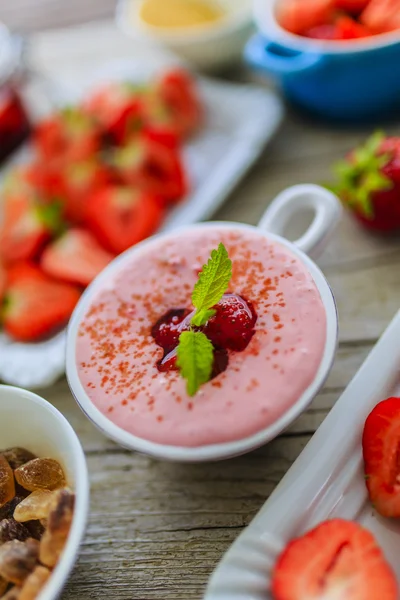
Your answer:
[175,242,233,395]
[177,330,214,397]
[191,243,232,325]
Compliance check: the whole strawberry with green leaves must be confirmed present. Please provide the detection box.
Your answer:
[330,131,400,232]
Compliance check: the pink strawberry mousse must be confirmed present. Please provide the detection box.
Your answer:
[76,226,327,447]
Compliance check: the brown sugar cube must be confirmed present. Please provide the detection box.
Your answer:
[0,575,7,595]
[0,498,24,522]
[1,587,21,599]
[14,459,65,493]
[39,489,74,568]
[23,521,45,542]
[0,520,30,544]
[0,457,15,509]
[0,539,39,585]
[19,566,50,600]
[13,491,55,523]
[0,450,36,471]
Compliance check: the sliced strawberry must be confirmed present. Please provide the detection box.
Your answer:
[0,194,61,264]
[3,264,80,342]
[360,0,400,33]
[271,519,397,600]
[83,82,145,145]
[34,107,100,162]
[86,185,165,254]
[113,136,188,204]
[277,0,335,35]
[155,69,202,139]
[362,397,400,517]
[41,229,114,287]
[334,0,369,13]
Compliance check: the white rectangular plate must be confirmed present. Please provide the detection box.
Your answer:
[205,309,400,599]
[0,59,283,389]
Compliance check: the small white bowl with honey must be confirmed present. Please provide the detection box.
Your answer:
[0,385,89,599]
[117,0,254,72]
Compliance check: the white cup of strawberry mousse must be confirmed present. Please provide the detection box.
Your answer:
[66,184,341,462]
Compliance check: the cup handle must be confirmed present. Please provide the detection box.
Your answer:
[257,184,342,259]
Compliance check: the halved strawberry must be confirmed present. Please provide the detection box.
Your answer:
[34,107,100,162]
[360,0,400,33]
[3,263,80,342]
[83,82,145,145]
[271,519,397,600]
[362,396,400,517]
[85,185,165,254]
[155,69,203,139]
[0,194,62,264]
[41,229,114,287]
[113,136,188,204]
[277,0,335,35]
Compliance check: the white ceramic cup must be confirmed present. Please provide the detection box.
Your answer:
[0,385,89,599]
[66,184,341,462]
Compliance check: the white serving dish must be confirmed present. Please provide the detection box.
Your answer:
[66,183,341,462]
[0,58,283,390]
[116,0,254,72]
[205,308,400,598]
[0,385,89,600]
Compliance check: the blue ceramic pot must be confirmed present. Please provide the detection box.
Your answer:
[246,0,400,120]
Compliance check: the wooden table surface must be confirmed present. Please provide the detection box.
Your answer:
[8,16,400,600]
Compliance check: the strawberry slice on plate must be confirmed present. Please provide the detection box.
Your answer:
[0,194,62,264]
[155,69,202,140]
[271,519,397,600]
[363,396,400,517]
[3,263,81,342]
[83,81,145,145]
[34,107,100,162]
[86,184,165,254]
[277,0,335,35]
[113,136,188,204]
[41,229,114,287]
[360,0,400,33]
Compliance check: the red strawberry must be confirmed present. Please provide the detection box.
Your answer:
[0,263,6,305]
[41,229,114,287]
[334,0,369,13]
[362,396,400,517]
[113,136,188,204]
[3,263,80,342]
[335,15,371,38]
[155,69,202,139]
[277,0,335,35]
[34,107,100,162]
[330,132,400,232]
[203,293,257,351]
[83,82,145,145]
[0,194,62,264]
[85,185,165,254]
[360,0,400,33]
[271,519,397,600]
